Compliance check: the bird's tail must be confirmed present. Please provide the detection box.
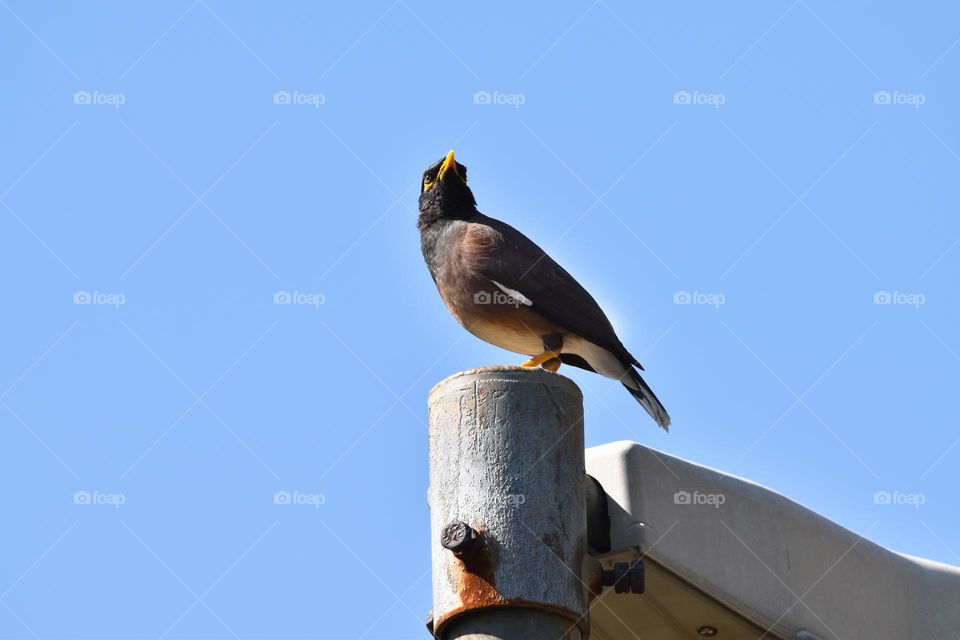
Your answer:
[623,368,671,431]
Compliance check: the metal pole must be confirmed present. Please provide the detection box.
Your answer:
[427,366,590,640]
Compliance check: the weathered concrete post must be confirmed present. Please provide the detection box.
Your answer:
[428,366,590,639]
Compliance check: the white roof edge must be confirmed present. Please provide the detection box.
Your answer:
[585,440,960,640]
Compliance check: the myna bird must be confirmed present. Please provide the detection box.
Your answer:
[418,151,670,430]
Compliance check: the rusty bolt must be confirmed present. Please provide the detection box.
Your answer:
[601,560,644,594]
[440,521,480,557]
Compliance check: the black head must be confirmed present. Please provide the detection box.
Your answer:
[418,151,477,222]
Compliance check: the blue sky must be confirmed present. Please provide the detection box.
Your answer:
[2,1,959,638]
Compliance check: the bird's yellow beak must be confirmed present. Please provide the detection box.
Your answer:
[437,150,462,183]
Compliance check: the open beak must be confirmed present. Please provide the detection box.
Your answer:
[437,150,462,182]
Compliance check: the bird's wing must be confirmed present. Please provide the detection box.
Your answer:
[466,216,641,368]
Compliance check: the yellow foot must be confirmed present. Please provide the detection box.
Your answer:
[541,357,561,373]
[521,350,560,368]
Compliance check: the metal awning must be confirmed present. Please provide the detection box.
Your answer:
[586,441,960,640]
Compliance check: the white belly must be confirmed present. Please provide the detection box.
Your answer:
[465,316,545,356]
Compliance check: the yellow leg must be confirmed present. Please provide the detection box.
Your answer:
[541,357,561,372]
[521,350,560,368]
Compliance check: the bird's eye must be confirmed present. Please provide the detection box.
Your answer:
[424,175,433,184]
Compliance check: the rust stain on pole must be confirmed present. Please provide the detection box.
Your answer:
[441,537,505,627]
[428,366,588,639]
